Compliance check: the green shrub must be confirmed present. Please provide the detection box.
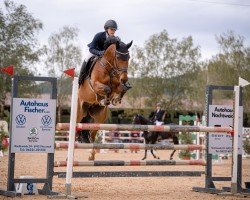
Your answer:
[178,132,193,159]
[243,137,250,154]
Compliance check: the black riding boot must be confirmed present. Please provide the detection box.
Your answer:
[78,60,87,85]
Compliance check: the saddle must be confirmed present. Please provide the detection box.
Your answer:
[79,56,99,85]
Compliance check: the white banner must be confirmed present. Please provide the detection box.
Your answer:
[208,105,242,154]
[11,98,56,153]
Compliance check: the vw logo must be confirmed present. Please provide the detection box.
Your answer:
[15,114,26,125]
[41,115,52,126]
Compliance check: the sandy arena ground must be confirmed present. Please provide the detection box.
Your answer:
[0,149,249,200]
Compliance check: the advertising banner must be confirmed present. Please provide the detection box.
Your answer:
[208,105,242,154]
[11,98,56,153]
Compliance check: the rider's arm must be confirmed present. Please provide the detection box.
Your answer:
[88,32,105,56]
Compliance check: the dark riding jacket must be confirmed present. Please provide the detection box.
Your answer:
[88,31,107,56]
[151,109,165,122]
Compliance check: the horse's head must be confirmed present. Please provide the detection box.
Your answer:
[116,40,132,83]
[132,114,149,125]
[103,36,133,84]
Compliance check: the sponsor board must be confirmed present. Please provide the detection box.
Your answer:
[11,98,56,153]
[208,105,243,154]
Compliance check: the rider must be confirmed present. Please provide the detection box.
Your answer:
[79,19,119,85]
[150,102,166,125]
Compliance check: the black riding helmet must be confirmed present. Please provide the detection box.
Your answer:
[104,20,118,30]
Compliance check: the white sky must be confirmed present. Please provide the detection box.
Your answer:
[2,0,250,61]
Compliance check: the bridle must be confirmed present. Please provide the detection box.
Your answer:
[88,48,130,105]
[99,50,129,79]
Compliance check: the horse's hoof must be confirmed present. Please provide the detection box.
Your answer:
[111,98,120,106]
[170,157,173,160]
[88,156,95,161]
[142,158,146,160]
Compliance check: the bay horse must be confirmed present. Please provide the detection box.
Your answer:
[77,37,133,160]
[132,114,179,160]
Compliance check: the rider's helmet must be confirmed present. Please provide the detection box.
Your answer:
[104,20,118,30]
[156,102,162,107]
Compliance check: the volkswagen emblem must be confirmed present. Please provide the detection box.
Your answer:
[41,115,52,126]
[15,114,26,125]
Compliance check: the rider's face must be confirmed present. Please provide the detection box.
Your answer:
[107,28,116,36]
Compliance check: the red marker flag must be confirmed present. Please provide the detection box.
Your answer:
[64,68,75,78]
[1,65,14,76]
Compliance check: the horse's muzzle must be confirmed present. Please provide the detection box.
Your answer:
[122,82,132,91]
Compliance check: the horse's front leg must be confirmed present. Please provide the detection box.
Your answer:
[150,139,160,159]
[142,149,147,160]
[150,149,160,159]
[170,150,176,160]
[111,82,132,105]
[92,81,111,105]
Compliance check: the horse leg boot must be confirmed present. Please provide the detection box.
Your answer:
[151,149,160,159]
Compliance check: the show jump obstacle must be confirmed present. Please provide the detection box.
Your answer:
[61,77,249,197]
[0,75,249,198]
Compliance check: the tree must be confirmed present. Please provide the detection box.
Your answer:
[0,0,43,119]
[129,30,201,110]
[42,26,82,122]
[206,31,250,110]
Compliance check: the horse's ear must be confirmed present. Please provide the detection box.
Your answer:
[126,40,133,49]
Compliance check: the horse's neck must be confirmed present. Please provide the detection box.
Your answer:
[141,117,150,125]
[101,56,115,69]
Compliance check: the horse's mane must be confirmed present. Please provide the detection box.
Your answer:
[104,36,120,50]
[104,36,130,61]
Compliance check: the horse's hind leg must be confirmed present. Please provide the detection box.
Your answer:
[76,100,89,142]
[150,138,160,159]
[88,105,108,160]
[170,134,179,160]
[88,130,98,160]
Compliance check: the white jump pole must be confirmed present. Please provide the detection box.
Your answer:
[231,85,240,194]
[65,77,78,196]
[231,78,250,194]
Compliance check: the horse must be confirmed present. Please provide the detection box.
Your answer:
[77,37,133,160]
[132,114,179,160]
